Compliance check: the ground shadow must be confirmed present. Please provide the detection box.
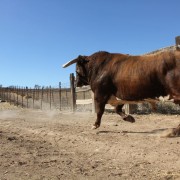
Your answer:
[96,128,170,135]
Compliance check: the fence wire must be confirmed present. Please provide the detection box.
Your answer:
[1,85,180,114]
[0,85,71,111]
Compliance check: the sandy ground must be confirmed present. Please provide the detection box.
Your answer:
[0,102,180,180]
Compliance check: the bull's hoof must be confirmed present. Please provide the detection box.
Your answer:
[172,124,180,136]
[162,124,180,138]
[91,124,100,129]
[123,115,135,123]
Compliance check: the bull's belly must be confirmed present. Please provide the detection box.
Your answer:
[108,95,172,106]
[115,84,166,101]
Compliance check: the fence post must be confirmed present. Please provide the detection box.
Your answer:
[59,82,61,111]
[9,88,12,105]
[52,87,54,107]
[21,87,24,108]
[13,87,15,105]
[49,86,52,110]
[70,73,76,112]
[124,104,137,114]
[65,89,68,107]
[32,88,35,109]
[16,86,18,106]
[26,87,29,108]
[0,86,1,99]
[46,87,49,102]
[41,87,44,110]
[91,91,96,113]
[6,88,8,102]
[176,36,180,50]
[124,104,130,114]
[37,87,40,99]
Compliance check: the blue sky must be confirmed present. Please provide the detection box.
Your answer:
[0,0,179,87]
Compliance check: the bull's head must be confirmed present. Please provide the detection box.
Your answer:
[63,55,89,87]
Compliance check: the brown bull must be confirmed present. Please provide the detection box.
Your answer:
[63,45,180,129]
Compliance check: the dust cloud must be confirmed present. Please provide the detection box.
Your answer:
[0,110,19,119]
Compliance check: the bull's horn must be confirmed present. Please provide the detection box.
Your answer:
[62,58,79,68]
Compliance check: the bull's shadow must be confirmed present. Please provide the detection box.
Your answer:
[96,128,170,135]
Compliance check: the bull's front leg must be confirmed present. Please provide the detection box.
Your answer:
[92,92,110,129]
[115,104,135,123]
[92,100,106,129]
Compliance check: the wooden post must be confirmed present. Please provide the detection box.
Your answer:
[59,82,61,111]
[26,87,29,108]
[21,87,23,108]
[41,87,44,110]
[176,36,180,50]
[70,73,76,112]
[46,87,49,102]
[6,88,8,102]
[32,88,35,109]
[9,88,11,103]
[13,87,15,105]
[52,88,54,106]
[124,104,137,114]
[91,91,96,113]
[124,104,130,114]
[37,87,40,100]
[6,88,9,102]
[3,87,5,101]
[16,86,19,106]
[49,86,52,110]
[0,86,1,100]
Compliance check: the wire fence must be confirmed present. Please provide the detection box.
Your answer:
[0,84,72,111]
[0,82,93,112]
[1,83,180,114]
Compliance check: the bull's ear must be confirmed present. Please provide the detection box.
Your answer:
[78,56,89,64]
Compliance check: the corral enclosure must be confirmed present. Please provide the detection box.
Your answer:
[0,85,91,111]
[1,84,180,114]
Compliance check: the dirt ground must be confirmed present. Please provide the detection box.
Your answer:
[0,102,180,180]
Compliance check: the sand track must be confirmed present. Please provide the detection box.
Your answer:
[0,103,180,179]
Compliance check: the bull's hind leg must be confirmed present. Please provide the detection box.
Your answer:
[115,104,135,123]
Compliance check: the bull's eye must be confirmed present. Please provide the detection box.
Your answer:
[76,67,82,74]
